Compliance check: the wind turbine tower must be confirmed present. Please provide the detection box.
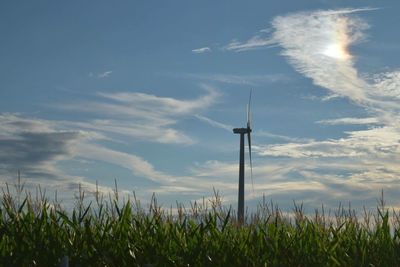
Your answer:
[233,90,253,224]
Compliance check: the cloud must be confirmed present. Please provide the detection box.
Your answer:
[188,159,343,208]
[226,8,400,153]
[182,73,290,86]
[89,71,113,79]
[254,130,313,143]
[75,143,181,184]
[97,71,113,78]
[369,71,400,107]
[187,155,400,211]
[193,115,311,144]
[270,9,372,102]
[224,36,276,52]
[57,85,220,145]
[0,87,222,204]
[224,8,377,52]
[317,117,379,125]
[302,94,342,102]
[192,47,211,54]
[219,8,400,210]
[65,120,194,145]
[224,8,393,106]
[195,115,233,132]
[258,126,400,158]
[0,113,200,199]
[0,114,91,181]
[98,85,219,115]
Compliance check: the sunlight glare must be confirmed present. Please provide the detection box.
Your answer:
[323,43,350,60]
[321,17,352,61]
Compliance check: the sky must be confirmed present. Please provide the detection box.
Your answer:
[1,1,400,213]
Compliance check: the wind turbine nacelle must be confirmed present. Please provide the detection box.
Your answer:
[233,127,251,134]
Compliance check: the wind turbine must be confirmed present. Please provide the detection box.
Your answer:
[233,90,253,224]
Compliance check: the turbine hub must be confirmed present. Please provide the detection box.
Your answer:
[233,127,251,134]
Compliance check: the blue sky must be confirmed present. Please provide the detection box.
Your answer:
[1,1,400,212]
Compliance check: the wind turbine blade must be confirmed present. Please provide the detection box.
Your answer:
[247,89,252,129]
[246,103,249,126]
[248,132,254,192]
[249,107,252,130]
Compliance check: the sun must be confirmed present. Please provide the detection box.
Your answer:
[321,17,352,61]
[323,43,351,60]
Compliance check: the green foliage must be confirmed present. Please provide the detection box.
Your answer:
[0,185,400,266]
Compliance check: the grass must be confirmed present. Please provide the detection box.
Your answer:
[1,182,400,266]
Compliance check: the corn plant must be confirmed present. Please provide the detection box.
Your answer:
[0,184,400,266]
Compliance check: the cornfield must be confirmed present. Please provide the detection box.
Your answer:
[1,183,400,266]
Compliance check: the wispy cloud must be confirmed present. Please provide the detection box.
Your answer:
[195,115,232,132]
[0,113,93,181]
[58,85,220,145]
[192,47,211,54]
[89,71,113,79]
[75,143,182,184]
[182,73,290,86]
[224,36,276,52]
[0,113,202,203]
[194,116,307,143]
[97,71,113,78]
[98,86,219,115]
[220,7,400,210]
[254,130,313,143]
[224,8,392,105]
[317,117,379,125]
[0,86,224,204]
[224,7,378,53]
[270,9,371,103]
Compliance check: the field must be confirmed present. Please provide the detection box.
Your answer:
[1,184,400,266]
